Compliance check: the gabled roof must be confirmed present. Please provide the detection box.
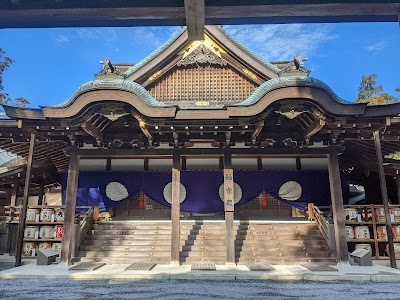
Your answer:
[123,25,281,83]
[52,79,167,108]
[234,76,352,107]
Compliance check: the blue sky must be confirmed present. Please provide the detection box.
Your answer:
[0,23,399,108]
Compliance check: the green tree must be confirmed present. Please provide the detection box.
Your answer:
[355,74,398,106]
[386,152,400,160]
[0,48,29,108]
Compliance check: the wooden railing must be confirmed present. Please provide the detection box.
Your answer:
[79,207,94,245]
[311,204,337,256]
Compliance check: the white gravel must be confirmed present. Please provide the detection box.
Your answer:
[0,279,399,300]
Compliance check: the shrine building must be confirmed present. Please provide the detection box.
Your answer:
[1,26,400,268]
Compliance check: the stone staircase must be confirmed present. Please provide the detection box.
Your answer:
[76,221,337,265]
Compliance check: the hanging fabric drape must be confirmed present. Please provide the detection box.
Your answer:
[61,170,349,213]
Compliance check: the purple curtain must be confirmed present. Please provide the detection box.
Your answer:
[62,170,348,213]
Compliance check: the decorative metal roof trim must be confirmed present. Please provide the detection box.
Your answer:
[234,76,353,107]
[51,79,167,108]
[216,26,281,74]
[123,27,186,78]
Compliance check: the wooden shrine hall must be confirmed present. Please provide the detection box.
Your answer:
[1,26,400,268]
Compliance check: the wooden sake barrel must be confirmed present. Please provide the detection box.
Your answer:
[39,226,54,239]
[393,226,400,240]
[387,243,400,257]
[22,242,36,256]
[390,208,400,222]
[344,208,358,222]
[52,243,62,252]
[345,226,354,239]
[377,226,387,240]
[38,242,52,251]
[54,225,64,239]
[40,208,54,222]
[354,226,370,239]
[54,208,64,222]
[375,208,386,222]
[26,209,40,222]
[24,226,39,239]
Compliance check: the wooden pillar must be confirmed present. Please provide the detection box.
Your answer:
[60,148,80,265]
[327,150,348,265]
[10,178,19,207]
[15,133,35,267]
[396,175,400,204]
[106,158,111,171]
[373,130,397,268]
[37,184,45,206]
[223,152,235,264]
[296,157,302,170]
[171,153,181,264]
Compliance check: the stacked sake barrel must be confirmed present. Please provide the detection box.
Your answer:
[23,207,64,257]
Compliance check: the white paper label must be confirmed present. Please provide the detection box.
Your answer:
[51,214,55,222]
[31,249,36,257]
[34,231,39,239]
[390,214,395,222]
[35,214,40,222]
[357,214,362,222]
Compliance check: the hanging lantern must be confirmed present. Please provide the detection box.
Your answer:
[138,192,145,209]
[260,191,267,207]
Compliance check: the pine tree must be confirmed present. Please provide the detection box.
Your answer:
[355,74,398,106]
[0,48,29,108]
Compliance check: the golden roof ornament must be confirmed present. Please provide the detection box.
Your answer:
[279,55,310,77]
[95,58,123,78]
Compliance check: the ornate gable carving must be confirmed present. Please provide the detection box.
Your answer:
[177,44,227,66]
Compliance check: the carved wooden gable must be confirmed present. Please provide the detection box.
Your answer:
[144,36,259,108]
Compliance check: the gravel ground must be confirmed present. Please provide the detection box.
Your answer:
[0,279,399,300]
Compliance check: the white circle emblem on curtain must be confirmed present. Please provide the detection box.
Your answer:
[219,182,242,204]
[278,181,302,201]
[105,182,129,201]
[163,182,187,204]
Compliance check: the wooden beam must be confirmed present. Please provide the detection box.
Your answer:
[60,148,80,265]
[1,2,400,29]
[373,130,397,268]
[304,119,326,139]
[223,151,235,264]
[251,121,264,142]
[171,152,181,265]
[185,0,205,41]
[327,150,348,265]
[37,184,45,205]
[296,157,302,170]
[15,132,35,267]
[106,158,111,171]
[10,178,19,207]
[76,146,341,157]
[82,120,104,140]
[138,121,153,145]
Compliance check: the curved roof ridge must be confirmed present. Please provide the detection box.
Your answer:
[234,76,353,107]
[51,79,167,108]
[216,26,281,74]
[123,27,186,78]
